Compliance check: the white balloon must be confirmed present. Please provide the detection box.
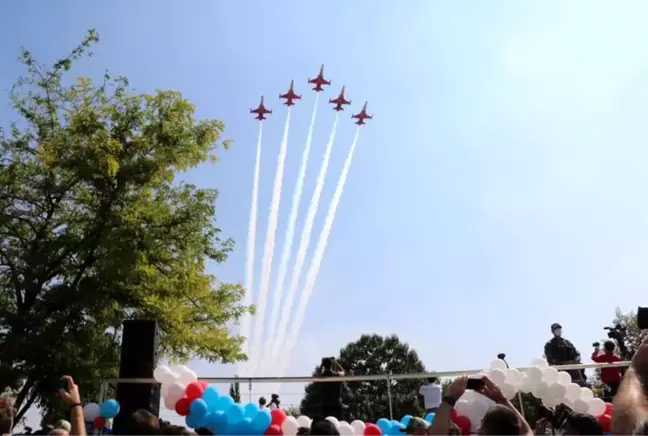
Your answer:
[543,395,557,408]
[161,383,170,399]
[565,383,582,402]
[580,387,594,402]
[490,368,507,386]
[83,403,101,421]
[573,398,589,414]
[154,365,172,383]
[326,417,340,427]
[588,398,606,416]
[548,382,567,399]
[160,370,179,384]
[542,367,559,384]
[501,382,518,400]
[297,416,312,428]
[561,398,573,409]
[166,381,186,403]
[164,394,177,410]
[338,423,354,436]
[505,368,522,386]
[526,366,544,381]
[282,417,299,436]
[531,358,549,369]
[178,369,198,384]
[532,381,549,400]
[490,359,508,370]
[350,420,365,435]
[557,371,572,386]
[519,376,534,394]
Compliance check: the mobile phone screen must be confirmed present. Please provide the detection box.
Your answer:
[466,378,484,390]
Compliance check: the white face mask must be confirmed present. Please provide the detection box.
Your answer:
[553,328,562,337]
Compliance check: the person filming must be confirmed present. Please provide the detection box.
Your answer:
[592,340,622,401]
[320,357,345,419]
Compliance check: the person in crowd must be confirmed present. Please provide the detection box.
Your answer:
[0,394,14,436]
[544,323,585,385]
[296,427,311,435]
[194,427,215,435]
[57,376,85,436]
[403,417,429,435]
[613,330,648,434]
[320,357,345,419]
[563,413,603,435]
[54,420,71,434]
[592,340,623,401]
[310,419,340,436]
[259,396,267,408]
[48,429,68,436]
[269,394,281,409]
[428,374,532,435]
[419,377,442,414]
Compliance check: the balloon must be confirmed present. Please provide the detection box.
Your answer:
[244,402,260,419]
[501,382,517,400]
[297,416,312,428]
[580,387,594,402]
[542,367,559,384]
[178,368,198,385]
[573,398,589,414]
[490,359,507,370]
[265,424,283,436]
[234,418,254,436]
[339,422,355,436]
[548,382,567,399]
[186,381,205,401]
[216,395,235,412]
[557,371,572,386]
[604,402,613,415]
[400,415,412,426]
[489,368,507,386]
[282,416,299,436]
[167,382,187,403]
[532,381,549,400]
[154,365,172,383]
[93,417,106,429]
[326,416,340,427]
[206,411,229,434]
[527,366,544,381]
[252,409,272,432]
[100,399,120,419]
[424,412,435,423]
[589,398,606,416]
[190,398,208,418]
[351,420,366,435]
[531,358,549,369]
[271,408,287,427]
[164,394,177,410]
[186,413,204,429]
[391,422,405,435]
[505,368,521,386]
[565,383,582,402]
[598,414,612,433]
[561,398,573,409]
[175,397,191,416]
[83,403,101,422]
[518,376,533,394]
[364,423,382,436]
[202,386,221,411]
[227,403,245,425]
[376,418,391,435]
[160,369,178,384]
[453,414,472,436]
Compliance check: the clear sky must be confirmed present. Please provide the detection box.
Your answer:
[3,0,648,425]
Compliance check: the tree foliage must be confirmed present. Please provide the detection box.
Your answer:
[300,334,426,422]
[609,308,642,359]
[0,30,251,422]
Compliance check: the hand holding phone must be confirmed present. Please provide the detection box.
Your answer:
[466,377,484,391]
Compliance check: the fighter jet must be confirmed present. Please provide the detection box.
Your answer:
[279,80,302,106]
[352,102,372,125]
[250,96,272,120]
[308,65,331,92]
[329,86,351,111]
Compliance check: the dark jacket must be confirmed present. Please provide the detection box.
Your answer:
[544,337,580,365]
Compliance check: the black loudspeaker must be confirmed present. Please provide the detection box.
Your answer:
[113,320,161,434]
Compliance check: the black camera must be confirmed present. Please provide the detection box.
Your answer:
[592,342,600,348]
[638,306,648,330]
[604,324,626,340]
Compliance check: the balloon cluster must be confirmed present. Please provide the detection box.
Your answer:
[82,399,120,430]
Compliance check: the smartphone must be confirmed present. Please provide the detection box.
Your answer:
[638,306,648,330]
[466,378,484,390]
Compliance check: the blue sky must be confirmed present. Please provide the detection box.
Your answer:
[3,0,648,425]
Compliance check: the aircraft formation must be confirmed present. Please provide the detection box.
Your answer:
[250,65,372,126]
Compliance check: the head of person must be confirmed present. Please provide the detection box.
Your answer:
[271,393,280,406]
[0,394,15,436]
[128,408,162,435]
[48,429,68,436]
[551,323,563,338]
[563,413,603,435]
[404,417,429,435]
[310,419,340,436]
[54,420,71,433]
[259,396,267,407]
[322,357,333,371]
[478,405,523,435]
[297,427,311,436]
[427,377,438,384]
[604,340,616,354]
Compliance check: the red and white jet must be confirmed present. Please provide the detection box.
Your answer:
[308,65,331,92]
[329,86,351,111]
[279,80,302,106]
[250,96,272,121]
[352,102,372,125]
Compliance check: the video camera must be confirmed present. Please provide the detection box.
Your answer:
[604,324,626,341]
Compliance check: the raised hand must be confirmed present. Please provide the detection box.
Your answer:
[58,376,81,406]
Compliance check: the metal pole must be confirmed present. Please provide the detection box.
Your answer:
[249,378,253,403]
[517,391,525,419]
[386,375,394,421]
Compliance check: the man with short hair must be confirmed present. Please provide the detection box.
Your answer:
[403,417,429,435]
[320,357,345,419]
[479,405,524,435]
[419,377,442,414]
[544,323,585,385]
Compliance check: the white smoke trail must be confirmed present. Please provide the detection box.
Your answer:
[270,113,340,364]
[278,127,361,377]
[238,122,263,377]
[248,108,292,377]
[260,95,320,375]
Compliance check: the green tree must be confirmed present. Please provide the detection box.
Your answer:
[300,334,426,422]
[608,308,641,359]
[0,30,251,422]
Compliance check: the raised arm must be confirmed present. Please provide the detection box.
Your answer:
[613,334,648,434]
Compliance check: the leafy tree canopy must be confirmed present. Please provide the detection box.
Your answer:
[0,29,251,422]
[300,334,426,422]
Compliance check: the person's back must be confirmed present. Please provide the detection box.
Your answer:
[419,378,442,413]
[320,358,343,419]
[479,405,523,435]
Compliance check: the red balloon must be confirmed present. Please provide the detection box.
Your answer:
[185,381,205,401]
[364,423,382,436]
[93,417,106,429]
[450,408,459,421]
[199,380,208,390]
[604,402,613,415]
[453,414,472,436]
[175,397,191,416]
[598,414,612,433]
[270,408,287,426]
[265,424,283,436]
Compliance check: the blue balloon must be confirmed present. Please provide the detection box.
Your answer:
[226,403,245,425]
[251,408,272,432]
[400,415,412,426]
[186,413,205,429]
[391,422,405,435]
[244,402,260,419]
[234,417,253,436]
[190,398,209,418]
[377,418,392,435]
[100,399,120,419]
[206,411,229,434]
[425,412,436,423]
[216,395,235,412]
[202,386,221,411]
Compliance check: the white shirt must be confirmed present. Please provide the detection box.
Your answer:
[419,383,442,409]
